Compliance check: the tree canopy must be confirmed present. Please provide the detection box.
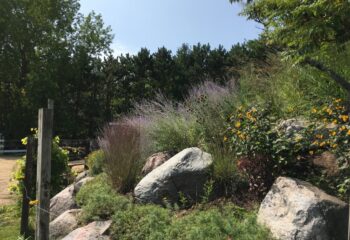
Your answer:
[239,0,350,96]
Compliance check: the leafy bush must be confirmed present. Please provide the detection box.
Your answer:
[224,105,281,197]
[224,100,350,199]
[86,150,105,175]
[99,122,143,193]
[10,132,70,198]
[76,174,131,223]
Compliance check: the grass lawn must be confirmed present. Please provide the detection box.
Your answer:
[0,205,21,240]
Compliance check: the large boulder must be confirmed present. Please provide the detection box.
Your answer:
[62,220,112,240]
[141,151,175,175]
[50,209,82,240]
[134,147,212,204]
[75,170,89,182]
[50,177,94,221]
[258,177,348,240]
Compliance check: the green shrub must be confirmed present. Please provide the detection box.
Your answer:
[86,150,105,175]
[165,204,272,240]
[99,122,143,193]
[111,204,172,240]
[76,174,131,223]
[10,132,70,198]
[110,202,272,240]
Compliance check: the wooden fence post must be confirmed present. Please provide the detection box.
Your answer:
[35,106,53,240]
[20,136,36,238]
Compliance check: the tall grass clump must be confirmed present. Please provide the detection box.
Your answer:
[134,81,237,153]
[133,94,201,152]
[99,121,143,193]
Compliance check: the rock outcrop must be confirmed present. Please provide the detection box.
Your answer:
[49,209,82,240]
[62,220,112,240]
[50,177,93,221]
[141,151,174,175]
[258,177,348,240]
[134,147,212,204]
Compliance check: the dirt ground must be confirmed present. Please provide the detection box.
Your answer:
[0,156,20,206]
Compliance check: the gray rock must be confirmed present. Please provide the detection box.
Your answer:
[73,177,94,194]
[62,220,112,240]
[141,151,175,175]
[50,177,94,221]
[50,209,82,240]
[75,170,89,182]
[134,147,212,204]
[258,177,348,240]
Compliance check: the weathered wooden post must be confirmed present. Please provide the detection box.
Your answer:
[35,100,53,240]
[20,136,35,238]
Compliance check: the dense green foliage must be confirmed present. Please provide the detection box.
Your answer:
[75,174,131,223]
[77,176,272,240]
[10,134,70,198]
[241,0,350,99]
[0,0,268,140]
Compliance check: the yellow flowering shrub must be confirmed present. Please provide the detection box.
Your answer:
[9,129,71,199]
[224,100,350,199]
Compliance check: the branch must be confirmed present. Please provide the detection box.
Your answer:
[302,58,350,92]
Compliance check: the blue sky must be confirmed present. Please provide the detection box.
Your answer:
[79,0,261,56]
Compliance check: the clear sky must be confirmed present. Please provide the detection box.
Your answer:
[79,0,261,56]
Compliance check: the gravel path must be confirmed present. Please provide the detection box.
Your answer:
[0,156,20,205]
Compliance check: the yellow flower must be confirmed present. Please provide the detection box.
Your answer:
[235,121,241,128]
[347,129,350,136]
[246,112,252,119]
[335,98,342,103]
[29,200,39,206]
[330,131,337,136]
[315,134,323,139]
[223,136,228,142]
[295,135,303,142]
[340,126,347,131]
[319,142,326,147]
[21,137,28,145]
[326,108,333,115]
[340,115,349,122]
[309,150,314,155]
[332,119,338,124]
[238,134,245,140]
[331,143,338,148]
[312,141,319,146]
[311,108,317,113]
